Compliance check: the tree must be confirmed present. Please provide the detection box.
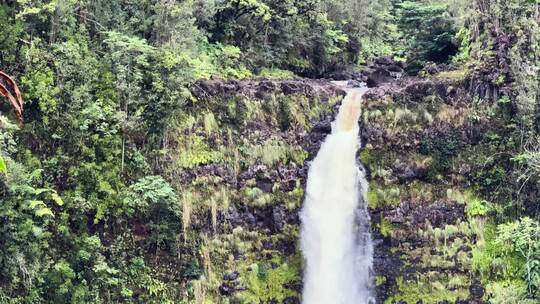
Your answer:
[397,0,459,71]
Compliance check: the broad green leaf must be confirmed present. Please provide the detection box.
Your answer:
[32,226,44,237]
[51,192,64,206]
[34,188,52,195]
[28,200,46,209]
[0,156,6,176]
[35,207,54,217]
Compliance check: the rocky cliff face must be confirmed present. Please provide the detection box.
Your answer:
[163,71,491,303]
[156,78,345,303]
[360,75,487,303]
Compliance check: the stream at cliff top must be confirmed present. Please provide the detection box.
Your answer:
[300,86,375,304]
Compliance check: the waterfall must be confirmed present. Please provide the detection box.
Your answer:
[300,88,375,304]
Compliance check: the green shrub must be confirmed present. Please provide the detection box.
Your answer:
[176,135,218,169]
[495,218,540,296]
[397,0,459,71]
[239,257,299,303]
[473,218,540,299]
[124,176,181,252]
[485,280,536,304]
[419,129,460,178]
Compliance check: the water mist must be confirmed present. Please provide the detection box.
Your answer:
[300,88,374,304]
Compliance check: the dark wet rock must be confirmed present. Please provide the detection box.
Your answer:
[387,64,404,73]
[256,177,274,193]
[311,118,333,133]
[303,114,334,159]
[363,76,466,107]
[245,212,257,228]
[326,67,363,81]
[469,281,485,301]
[223,271,239,281]
[258,80,277,92]
[223,207,243,227]
[284,282,303,294]
[261,238,297,257]
[422,62,440,75]
[281,82,303,94]
[392,159,429,182]
[283,297,300,304]
[447,85,457,96]
[362,56,405,88]
[347,79,364,87]
[219,282,236,295]
[373,56,402,67]
[373,242,402,303]
[366,67,393,88]
[179,164,237,186]
[271,205,286,232]
[282,179,298,192]
[387,200,465,227]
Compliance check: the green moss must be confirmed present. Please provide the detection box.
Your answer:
[368,183,404,209]
[375,276,387,287]
[274,182,304,210]
[419,129,460,178]
[203,112,219,135]
[290,148,309,165]
[359,145,374,165]
[239,138,308,167]
[408,180,434,202]
[176,135,218,169]
[242,187,274,207]
[472,218,539,298]
[385,276,468,304]
[212,96,248,126]
[367,186,380,209]
[484,280,535,304]
[435,68,468,80]
[445,189,491,219]
[379,216,393,237]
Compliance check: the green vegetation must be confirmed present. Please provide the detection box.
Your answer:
[385,275,468,304]
[1,0,539,303]
[472,218,540,300]
[240,256,300,302]
[396,1,459,71]
[359,2,540,302]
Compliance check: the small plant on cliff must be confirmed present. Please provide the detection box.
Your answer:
[495,218,540,297]
[419,129,460,179]
[124,176,181,253]
[240,256,299,303]
[176,135,218,169]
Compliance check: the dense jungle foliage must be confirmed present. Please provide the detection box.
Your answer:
[0,0,539,303]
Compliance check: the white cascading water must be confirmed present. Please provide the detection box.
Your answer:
[300,87,375,304]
